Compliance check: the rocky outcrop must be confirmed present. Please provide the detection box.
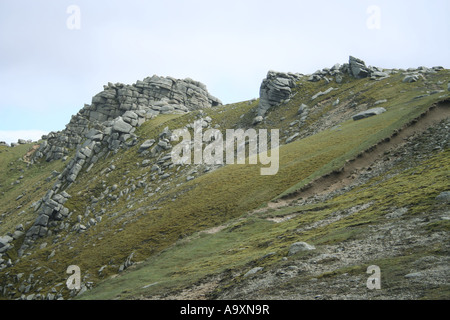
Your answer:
[87,75,221,123]
[256,71,300,118]
[307,56,393,84]
[20,75,222,244]
[23,185,71,245]
[254,57,393,122]
[348,56,371,79]
[32,75,221,164]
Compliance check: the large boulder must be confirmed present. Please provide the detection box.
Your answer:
[257,71,299,117]
[138,139,156,153]
[112,117,133,134]
[403,74,420,83]
[0,235,14,253]
[352,107,386,121]
[288,242,316,256]
[349,56,371,79]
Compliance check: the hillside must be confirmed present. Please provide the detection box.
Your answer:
[0,57,449,300]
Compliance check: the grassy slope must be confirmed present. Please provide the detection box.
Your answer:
[78,71,449,299]
[0,143,68,239]
[80,145,449,300]
[1,69,449,299]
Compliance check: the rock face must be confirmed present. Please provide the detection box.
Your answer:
[23,185,71,244]
[256,71,300,117]
[32,76,221,164]
[22,75,222,243]
[348,56,371,79]
[87,75,221,123]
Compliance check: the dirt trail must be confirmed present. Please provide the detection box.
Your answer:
[259,100,450,212]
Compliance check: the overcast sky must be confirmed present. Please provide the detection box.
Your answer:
[0,0,449,144]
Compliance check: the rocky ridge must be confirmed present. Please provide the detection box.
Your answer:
[253,56,445,125]
[4,76,222,259]
[0,56,448,300]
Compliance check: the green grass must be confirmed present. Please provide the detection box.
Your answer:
[80,141,449,299]
[1,69,449,300]
[0,143,69,234]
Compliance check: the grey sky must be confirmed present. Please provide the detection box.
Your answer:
[0,0,449,143]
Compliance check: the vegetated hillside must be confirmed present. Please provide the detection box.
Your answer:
[0,57,449,300]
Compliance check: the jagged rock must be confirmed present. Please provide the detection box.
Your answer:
[32,74,221,167]
[160,173,171,179]
[47,250,55,260]
[157,140,170,150]
[113,117,133,134]
[308,74,322,82]
[404,272,423,278]
[253,116,263,125]
[286,133,300,143]
[370,71,390,79]
[257,71,299,117]
[298,104,308,115]
[151,164,161,173]
[119,252,135,272]
[12,231,24,240]
[349,56,371,79]
[374,99,387,105]
[0,236,14,253]
[403,74,419,83]
[35,214,49,227]
[352,107,386,121]
[311,87,335,100]
[138,139,155,153]
[85,129,104,141]
[159,127,172,140]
